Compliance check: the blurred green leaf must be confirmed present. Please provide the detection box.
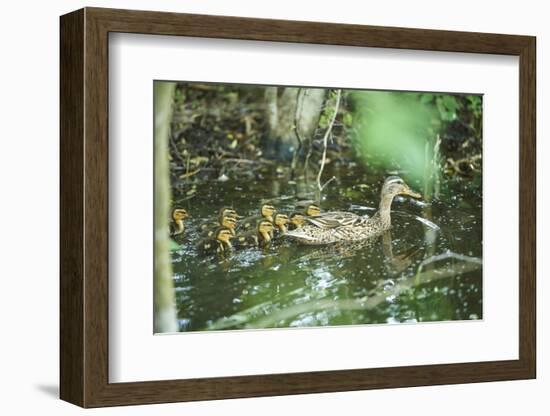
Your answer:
[350,91,437,184]
[419,93,434,104]
[343,112,353,127]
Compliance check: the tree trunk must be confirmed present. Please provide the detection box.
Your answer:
[264,87,326,158]
[264,87,278,133]
[154,81,178,333]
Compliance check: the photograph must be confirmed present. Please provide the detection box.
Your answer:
[153,81,483,333]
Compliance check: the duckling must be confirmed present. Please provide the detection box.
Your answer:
[170,208,189,237]
[219,207,239,219]
[288,213,306,230]
[196,227,235,255]
[200,215,237,238]
[304,203,321,216]
[272,213,290,238]
[295,201,321,216]
[199,207,239,232]
[238,204,276,231]
[234,219,275,249]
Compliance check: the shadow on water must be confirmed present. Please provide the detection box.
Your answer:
[171,165,482,332]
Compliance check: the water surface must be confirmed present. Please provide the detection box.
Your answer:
[171,165,482,332]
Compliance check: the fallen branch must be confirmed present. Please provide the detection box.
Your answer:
[221,158,274,165]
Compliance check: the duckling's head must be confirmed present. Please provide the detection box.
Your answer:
[289,213,306,227]
[382,176,421,199]
[215,227,235,244]
[273,213,289,227]
[304,204,321,216]
[260,204,276,218]
[257,219,275,236]
[219,207,238,219]
[172,208,189,222]
[221,216,237,230]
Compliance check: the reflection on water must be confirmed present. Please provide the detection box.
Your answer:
[171,166,482,332]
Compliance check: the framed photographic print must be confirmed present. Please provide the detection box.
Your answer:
[60,7,536,408]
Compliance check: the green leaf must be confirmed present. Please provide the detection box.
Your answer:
[343,112,353,127]
[420,93,434,104]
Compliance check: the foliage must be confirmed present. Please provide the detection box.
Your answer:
[350,90,438,186]
[349,90,482,198]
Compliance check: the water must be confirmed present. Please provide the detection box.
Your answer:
[171,165,482,332]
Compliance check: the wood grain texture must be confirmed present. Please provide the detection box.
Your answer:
[518,38,536,376]
[59,7,537,408]
[59,8,84,407]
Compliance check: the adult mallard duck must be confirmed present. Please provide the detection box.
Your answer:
[170,208,189,237]
[272,213,290,237]
[199,207,238,232]
[238,204,276,231]
[285,176,421,245]
[234,219,275,248]
[200,216,237,238]
[196,227,235,255]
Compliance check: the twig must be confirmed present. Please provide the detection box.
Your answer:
[170,134,187,166]
[179,168,201,179]
[316,89,342,197]
[221,158,274,165]
[321,175,337,189]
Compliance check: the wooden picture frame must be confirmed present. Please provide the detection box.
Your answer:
[60,7,536,408]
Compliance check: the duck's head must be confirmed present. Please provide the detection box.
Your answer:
[172,208,189,222]
[289,213,306,227]
[219,207,238,219]
[304,204,321,216]
[220,216,238,231]
[257,219,275,240]
[382,176,421,199]
[273,213,289,227]
[215,227,235,244]
[260,204,276,219]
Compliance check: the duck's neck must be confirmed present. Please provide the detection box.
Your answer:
[173,220,184,235]
[376,193,396,228]
[260,230,272,243]
[277,224,287,233]
[221,240,232,250]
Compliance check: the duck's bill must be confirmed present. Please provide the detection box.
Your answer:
[402,188,422,199]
